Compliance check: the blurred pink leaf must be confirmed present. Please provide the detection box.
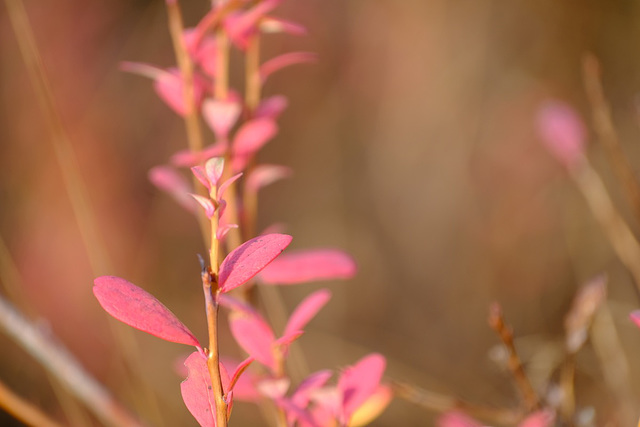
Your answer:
[148,166,196,212]
[232,118,278,157]
[260,17,307,35]
[519,410,555,427]
[229,311,276,371]
[93,276,200,348]
[257,377,290,400]
[338,353,386,423]
[221,357,261,402]
[218,234,292,292]
[291,370,333,409]
[259,249,356,285]
[227,357,254,396]
[630,310,640,329]
[246,165,292,192]
[284,289,331,338]
[536,100,586,169]
[255,95,288,120]
[171,142,227,168]
[349,384,393,427]
[121,62,206,115]
[260,52,318,84]
[223,0,280,50]
[203,99,242,141]
[218,172,243,199]
[437,411,482,427]
[205,157,226,188]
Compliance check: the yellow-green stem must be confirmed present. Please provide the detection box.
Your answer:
[202,272,227,427]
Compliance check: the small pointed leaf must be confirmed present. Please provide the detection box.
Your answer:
[218,234,292,292]
[284,289,331,337]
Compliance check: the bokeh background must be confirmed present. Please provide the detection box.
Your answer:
[2,0,640,425]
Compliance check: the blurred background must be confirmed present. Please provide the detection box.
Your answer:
[2,0,640,425]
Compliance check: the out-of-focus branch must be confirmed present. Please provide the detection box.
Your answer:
[571,158,640,298]
[0,378,64,427]
[582,53,640,223]
[488,303,540,411]
[0,294,146,427]
[393,381,521,425]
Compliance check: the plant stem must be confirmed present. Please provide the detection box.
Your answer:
[582,53,640,223]
[571,158,640,298]
[487,303,540,411]
[201,267,227,427]
[393,381,522,425]
[165,0,211,247]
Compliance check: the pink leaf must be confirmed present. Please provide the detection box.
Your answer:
[536,100,586,170]
[221,357,261,402]
[205,157,226,188]
[218,234,292,292]
[338,353,386,423]
[227,357,254,395]
[121,62,207,115]
[246,165,292,193]
[437,411,482,427]
[519,410,555,427]
[292,370,333,409]
[218,173,243,200]
[232,118,278,157]
[171,142,227,168]
[190,194,216,219]
[257,377,290,400]
[255,95,288,120]
[229,312,276,371]
[223,0,280,50]
[260,52,318,84]
[148,166,196,213]
[202,99,242,140]
[284,289,331,338]
[93,276,200,347]
[181,352,218,427]
[259,249,356,285]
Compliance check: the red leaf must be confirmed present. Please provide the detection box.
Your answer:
[259,249,356,285]
[218,234,292,292]
[93,276,200,348]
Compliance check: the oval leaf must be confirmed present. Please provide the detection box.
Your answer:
[259,249,356,285]
[338,353,386,423]
[93,276,200,347]
[218,234,292,292]
[229,312,276,372]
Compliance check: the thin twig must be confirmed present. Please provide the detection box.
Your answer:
[571,158,640,298]
[0,378,64,427]
[393,381,522,425]
[0,294,145,427]
[488,303,540,411]
[582,53,640,223]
